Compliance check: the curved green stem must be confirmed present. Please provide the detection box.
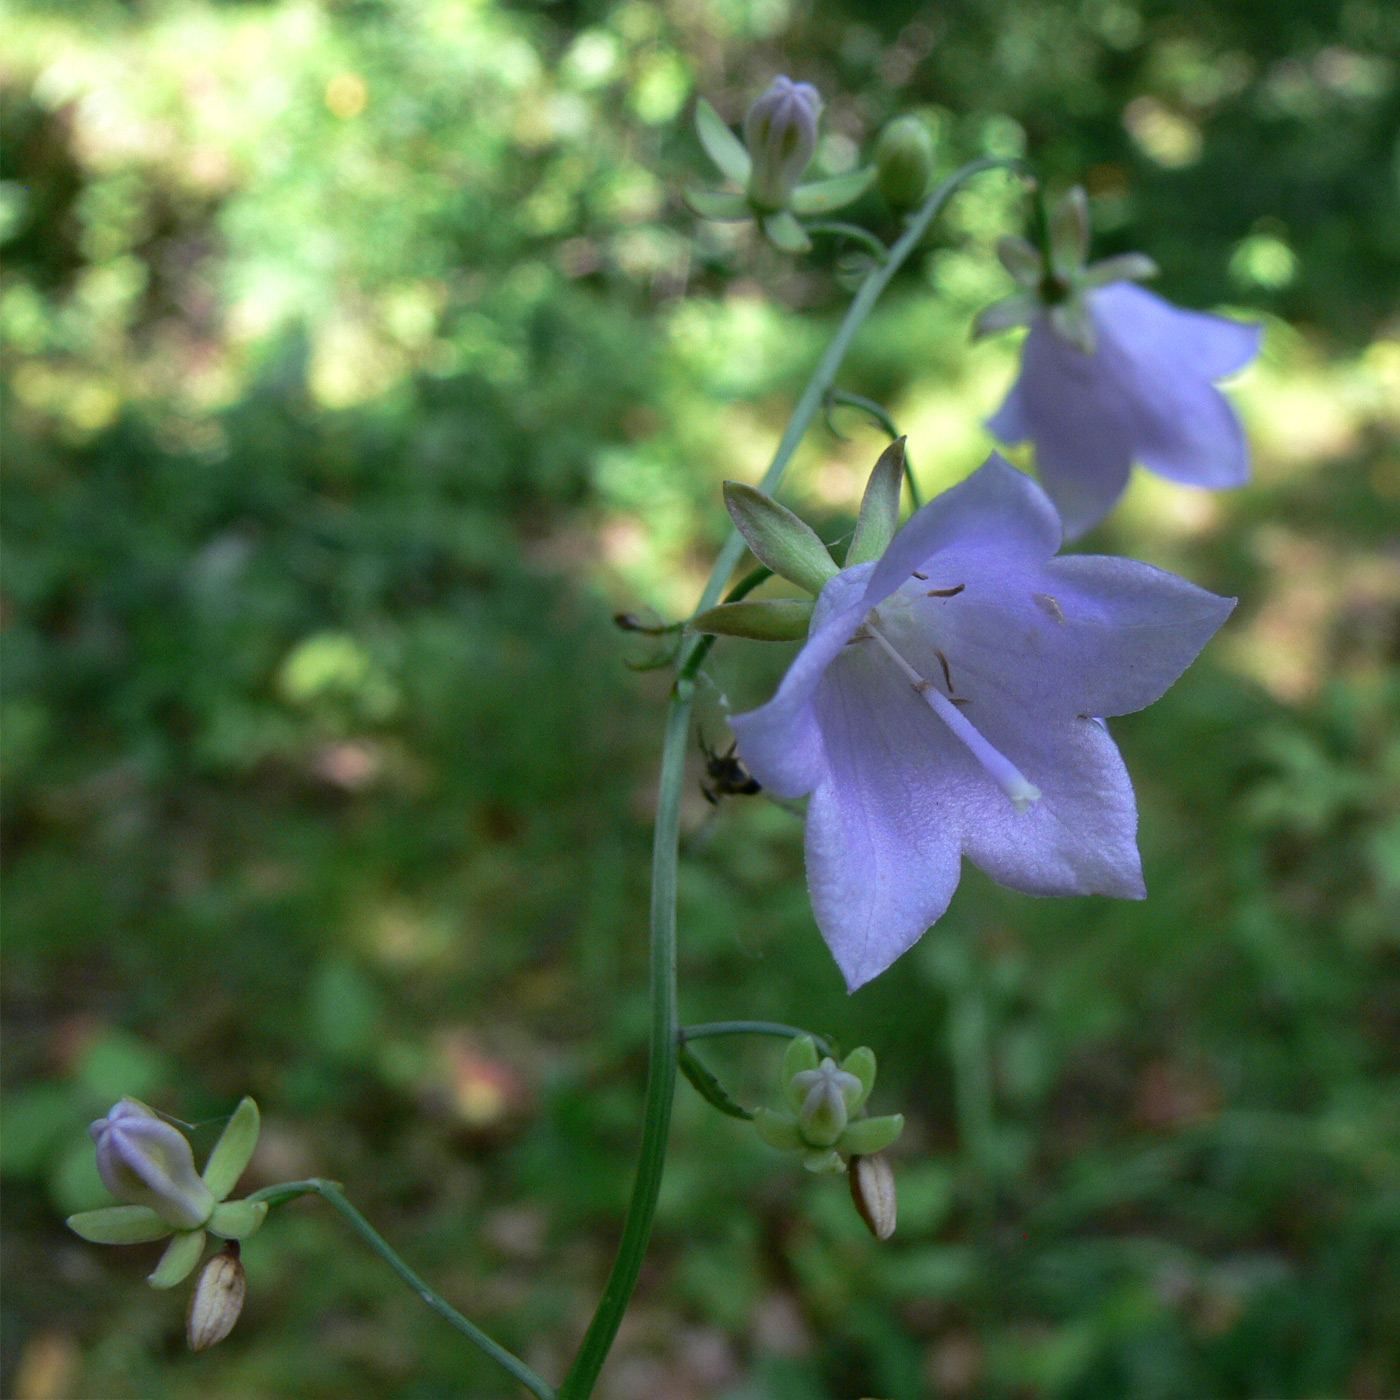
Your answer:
[247,1179,553,1399]
[558,153,1020,1400]
[803,220,890,263]
[680,1021,835,1059]
[826,390,923,510]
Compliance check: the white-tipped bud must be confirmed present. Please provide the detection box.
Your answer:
[89,1100,215,1231]
[849,1153,897,1240]
[743,76,821,211]
[187,1245,246,1352]
[790,1057,862,1148]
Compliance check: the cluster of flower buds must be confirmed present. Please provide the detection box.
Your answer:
[686,77,878,253]
[753,1035,904,1177]
[68,1097,266,1349]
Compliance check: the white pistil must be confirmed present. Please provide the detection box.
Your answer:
[865,620,1042,813]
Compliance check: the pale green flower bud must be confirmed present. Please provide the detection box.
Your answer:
[743,76,821,212]
[875,116,936,212]
[791,1057,862,1147]
[89,1099,214,1231]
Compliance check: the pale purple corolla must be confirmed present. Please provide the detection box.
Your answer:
[90,1098,215,1230]
[979,189,1261,539]
[727,455,1235,991]
[988,283,1262,538]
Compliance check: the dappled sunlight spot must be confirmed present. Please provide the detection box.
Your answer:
[308,316,407,408]
[324,72,367,120]
[1115,471,1222,542]
[1123,96,1203,167]
[433,1032,528,1128]
[1222,526,1400,703]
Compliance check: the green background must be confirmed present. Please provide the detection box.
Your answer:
[2,0,1398,1396]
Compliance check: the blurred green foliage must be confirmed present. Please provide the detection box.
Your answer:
[2,0,1399,1397]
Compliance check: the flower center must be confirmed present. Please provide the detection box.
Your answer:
[861,616,1041,814]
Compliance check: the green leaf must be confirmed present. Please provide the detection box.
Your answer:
[788,166,877,216]
[148,1229,206,1289]
[722,484,836,596]
[846,440,906,566]
[759,209,811,253]
[683,188,751,221]
[753,1107,803,1151]
[0,1083,80,1178]
[694,98,751,186]
[67,1204,171,1244]
[688,597,812,641]
[202,1097,260,1201]
[678,1047,753,1121]
[839,1113,905,1155]
[207,1198,269,1239]
[839,1046,877,1111]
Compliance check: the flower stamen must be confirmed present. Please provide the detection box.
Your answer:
[865,621,1042,813]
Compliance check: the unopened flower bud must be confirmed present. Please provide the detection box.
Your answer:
[187,1244,246,1351]
[743,76,821,212]
[849,1153,897,1240]
[875,116,935,212]
[791,1057,862,1147]
[89,1100,214,1231]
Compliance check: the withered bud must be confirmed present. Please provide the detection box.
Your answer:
[187,1243,245,1352]
[848,1153,897,1240]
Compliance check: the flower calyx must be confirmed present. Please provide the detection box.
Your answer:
[874,116,936,213]
[973,185,1159,354]
[68,1096,268,1290]
[687,79,876,254]
[752,1036,904,1174]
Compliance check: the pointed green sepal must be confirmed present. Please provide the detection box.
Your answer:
[207,1199,269,1240]
[753,1107,804,1151]
[846,440,906,566]
[1049,186,1091,274]
[148,1229,206,1289]
[839,1113,905,1155]
[202,1097,260,1201]
[996,235,1043,288]
[781,1035,821,1111]
[760,209,811,253]
[802,1147,847,1174]
[688,597,813,642]
[67,1205,172,1245]
[788,166,877,216]
[1048,298,1096,355]
[695,98,751,186]
[1082,252,1159,289]
[839,1046,877,1112]
[972,294,1040,339]
[723,484,837,596]
[684,188,752,221]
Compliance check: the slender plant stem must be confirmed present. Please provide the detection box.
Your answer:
[557,153,1021,1400]
[803,220,890,263]
[680,1021,834,1059]
[246,1179,554,1399]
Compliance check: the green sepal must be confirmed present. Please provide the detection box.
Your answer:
[846,440,906,566]
[753,1107,803,1151]
[996,235,1043,289]
[839,1046,877,1112]
[207,1199,269,1240]
[67,1204,171,1245]
[760,209,811,253]
[678,1046,754,1121]
[788,166,877,216]
[684,188,752,221]
[802,1147,846,1174]
[694,98,751,186]
[781,1035,820,1112]
[1081,252,1159,289]
[688,597,813,642]
[722,484,837,596]
[202,1097,260,1201]
[839,1113,905,1155]
[1049,185,1090,274]
[972,294,1040,339]
[1048,298,1096,355]
[148,1229,206,1289]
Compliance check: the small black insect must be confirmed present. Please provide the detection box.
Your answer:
[699,732,762,805]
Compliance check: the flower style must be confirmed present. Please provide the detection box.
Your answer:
[69,1096,267,1289]
[979,188,1261,539]
[725,454,1235,990]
